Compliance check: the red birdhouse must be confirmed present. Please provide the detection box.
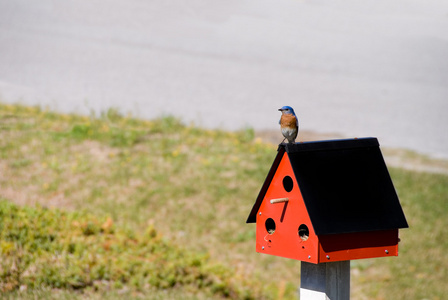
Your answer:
[246,138,408,264]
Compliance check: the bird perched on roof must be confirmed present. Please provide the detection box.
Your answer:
[278,106,299,144]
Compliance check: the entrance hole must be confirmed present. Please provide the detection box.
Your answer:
[283,176,293,192]
[265,218,276,234]
[298,224,309,241]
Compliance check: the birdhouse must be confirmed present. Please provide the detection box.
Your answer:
[246,138,408,264]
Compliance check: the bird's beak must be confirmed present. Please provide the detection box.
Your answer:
[278,108,283,111]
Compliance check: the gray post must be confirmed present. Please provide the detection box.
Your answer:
[300,261,350,300]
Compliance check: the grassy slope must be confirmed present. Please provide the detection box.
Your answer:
[0,200,262,299]
[0,103,447,299]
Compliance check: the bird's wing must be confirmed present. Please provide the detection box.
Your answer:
[291,113,299,127]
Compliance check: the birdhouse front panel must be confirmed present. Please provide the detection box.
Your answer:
[255,152,320,264]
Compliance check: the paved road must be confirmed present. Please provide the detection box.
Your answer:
[1,0,447,158]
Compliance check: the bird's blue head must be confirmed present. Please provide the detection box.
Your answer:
[278,106,296,116]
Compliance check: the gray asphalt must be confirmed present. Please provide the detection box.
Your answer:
[1,0,447,158]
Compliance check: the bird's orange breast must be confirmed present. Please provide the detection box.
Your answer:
[280,114,297,128]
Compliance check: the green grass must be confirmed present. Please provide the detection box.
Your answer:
[0,200,261,299]
[0,103,447,299]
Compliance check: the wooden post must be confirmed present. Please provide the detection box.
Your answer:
[300,261,350,300]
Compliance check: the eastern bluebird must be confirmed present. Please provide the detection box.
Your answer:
[279,106,299,144]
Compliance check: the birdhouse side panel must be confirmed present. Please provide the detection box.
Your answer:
[317,229,400,263]
[255,154,319,263]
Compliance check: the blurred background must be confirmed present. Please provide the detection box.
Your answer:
[1,0,447,158]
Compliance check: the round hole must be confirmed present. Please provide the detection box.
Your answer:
[298,224,309,241]
[265,218,276,235]
[283,176,293,192]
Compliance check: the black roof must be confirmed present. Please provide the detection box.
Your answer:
[246,138,408,235]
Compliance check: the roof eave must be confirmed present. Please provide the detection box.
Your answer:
[246,146,286,223]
